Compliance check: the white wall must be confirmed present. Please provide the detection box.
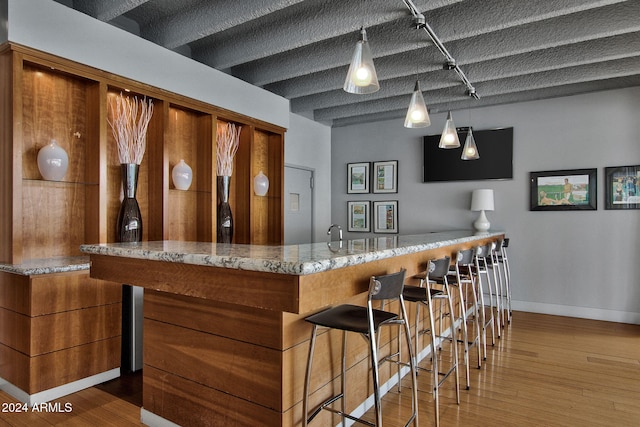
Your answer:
[6,0,289,129]
[285,113,332,242]
[332,87,640,324]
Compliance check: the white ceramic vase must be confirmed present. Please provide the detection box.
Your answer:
[253,170,269,196]
[172,159,193,190]
[37,139,69,181]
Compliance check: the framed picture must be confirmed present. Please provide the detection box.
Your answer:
[605,165,640,209]
[347,201,370,232]
[347,162,370,193]
[530,168,597,211]
[373,200,398,233]
[372,160,398,193]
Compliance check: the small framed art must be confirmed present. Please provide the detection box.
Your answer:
[348,201,370,232]
[605,165,640,209]
[373,200,398,233]
[372,160,398,193]
[529,168,597,211]
[347,162,370,194]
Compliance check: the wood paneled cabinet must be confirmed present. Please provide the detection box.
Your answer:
[1,43,285,264]
[0,43,285,400]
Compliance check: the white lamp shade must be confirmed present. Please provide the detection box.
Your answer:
[343,28,380,94]
[471,189,494,211]
[439,111,460,148]
[404,81,431,128]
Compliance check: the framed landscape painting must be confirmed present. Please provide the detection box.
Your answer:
[347,162,370,193]
[348,201,370,232]
[530,169,597,211]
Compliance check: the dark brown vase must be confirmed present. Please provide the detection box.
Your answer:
[217,175,233,243]
[117,163,143,243]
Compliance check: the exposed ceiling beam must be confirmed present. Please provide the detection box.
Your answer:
[73,0,149,22]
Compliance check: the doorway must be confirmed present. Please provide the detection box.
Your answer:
[284,165,314,244]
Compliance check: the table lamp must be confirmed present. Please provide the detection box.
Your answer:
[471,189,494,232]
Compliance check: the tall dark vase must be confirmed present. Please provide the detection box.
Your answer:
[217,175,233,243]
[117,163,143,243]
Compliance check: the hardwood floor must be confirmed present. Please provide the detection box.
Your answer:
[1,312,638,426]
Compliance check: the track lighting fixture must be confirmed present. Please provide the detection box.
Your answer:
[343,27,380,94]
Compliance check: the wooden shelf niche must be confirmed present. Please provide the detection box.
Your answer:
[217,119,283,245]
[105,87,164,244]
[18,61,100,262]
[165,104,214,242]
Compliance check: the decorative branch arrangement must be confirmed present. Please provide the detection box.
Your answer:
[107,93,154,165]
[216,122,242,176]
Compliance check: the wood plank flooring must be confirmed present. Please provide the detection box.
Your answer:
[0,311,638,426]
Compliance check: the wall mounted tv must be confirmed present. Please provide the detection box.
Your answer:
[423,127,513,182]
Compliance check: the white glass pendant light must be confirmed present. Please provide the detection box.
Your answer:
[404,81,430,128]
[461,127,480,160]
[439,111,460,148]
[343,27,380,94]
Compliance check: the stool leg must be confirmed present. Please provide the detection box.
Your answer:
[467,275,482,369]
[341,331,347,427]
[425,297,440,427]
[456,283,471,389]
[445,288,461,404]
[489,259,501,338]
[399,299,419,427]
[303,325,318,427]
[502,249,512,323]
[368,325,382,426]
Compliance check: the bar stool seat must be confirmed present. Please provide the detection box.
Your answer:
[403,285,443,302]
[303,269,418,427]
[304,303,397,333]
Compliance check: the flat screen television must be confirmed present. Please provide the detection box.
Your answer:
[423,127,513,182]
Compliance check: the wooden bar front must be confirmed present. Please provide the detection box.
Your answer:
[87,233,500,426]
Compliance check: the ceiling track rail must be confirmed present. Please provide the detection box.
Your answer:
[402,0,480,99]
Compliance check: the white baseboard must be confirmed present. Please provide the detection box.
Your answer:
[141,408,181,427]
[512,300,640,324]
[0,368,120,405]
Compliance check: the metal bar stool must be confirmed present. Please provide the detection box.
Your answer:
[473,244,496,360]
[403,257,460,427]
[303,269,418,427]
[448,248,482,388]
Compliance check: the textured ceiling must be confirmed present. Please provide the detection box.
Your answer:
[54,0,640,127]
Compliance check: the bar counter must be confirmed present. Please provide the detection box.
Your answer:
[80,230,503,426]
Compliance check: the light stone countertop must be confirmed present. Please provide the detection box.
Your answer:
[79,230,503,276]
[0,256,90,276]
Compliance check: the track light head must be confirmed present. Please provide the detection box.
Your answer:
[414,14,426,29]
[466,87,479,99]
[443,60,456,70]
